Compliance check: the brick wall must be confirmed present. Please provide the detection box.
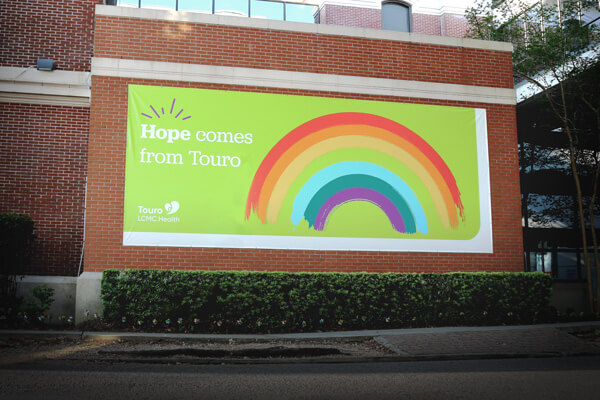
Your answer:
[94,16,513,89]
[0,103,89,276]
[0,0,98,276]
[85,14,522,273]
[0,0,102,71]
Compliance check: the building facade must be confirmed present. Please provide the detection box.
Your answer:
[0,1,520,318]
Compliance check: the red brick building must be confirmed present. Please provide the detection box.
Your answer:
[0,1,519,319]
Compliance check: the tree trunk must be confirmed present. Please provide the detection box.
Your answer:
[564,125,594,313]
[581,99,600,315]
[556,79,595,314]
[588,139,600,315]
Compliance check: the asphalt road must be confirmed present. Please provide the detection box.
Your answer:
[1,356,599,400]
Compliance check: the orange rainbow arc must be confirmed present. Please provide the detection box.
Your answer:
[246,112,464,229]
[261,129,454,229]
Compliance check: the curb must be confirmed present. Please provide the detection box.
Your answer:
[67,351,600,365]
[2,321,599,341]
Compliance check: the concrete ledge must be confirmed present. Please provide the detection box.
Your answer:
[0,67,91,107]
[0,92,90,107]
[75,272,103,324]
[16,276,78,318]
[92,57,517,105]
[14,273,103,324]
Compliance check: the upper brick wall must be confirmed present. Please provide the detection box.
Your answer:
[0,0,102,71]
[93,14,514,89]
[85,76,523,273]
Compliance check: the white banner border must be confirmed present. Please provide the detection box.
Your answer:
[123,108,493,253]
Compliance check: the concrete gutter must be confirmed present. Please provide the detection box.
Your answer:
[3,321,598,340]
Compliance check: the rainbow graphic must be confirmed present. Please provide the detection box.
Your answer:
[245,112,464,234]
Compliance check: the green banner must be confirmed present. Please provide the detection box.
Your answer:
[123,85,492,252]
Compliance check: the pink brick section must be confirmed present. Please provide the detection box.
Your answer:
[0,103,89,276]
[318,5,469,38]
[317,4,381,29]
[93,16,514,89]
[412,13,442,36]
[85,75,523,273]
[442,13,469,38]
[0,0,102,71]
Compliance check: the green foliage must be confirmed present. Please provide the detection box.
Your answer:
[466,0,599,81]
[22,285,55,318]
[466,1,600,314]
[0,212,35,320]
[101,270,553,332]
[0,212,34,272]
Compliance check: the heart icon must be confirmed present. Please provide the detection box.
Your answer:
[165,201,180,215]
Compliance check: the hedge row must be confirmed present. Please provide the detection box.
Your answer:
[1,213,34,307]
[0,212,34,276]
[101,270,552,332]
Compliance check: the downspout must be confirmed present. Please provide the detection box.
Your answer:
[77,177,88,277]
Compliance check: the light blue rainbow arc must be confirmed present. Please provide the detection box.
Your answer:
[291,161,428,234]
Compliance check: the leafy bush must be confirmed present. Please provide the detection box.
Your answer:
[22,285,55,318]
[101,270,552,332]
[0,212,34,322]
[0,212,34,273]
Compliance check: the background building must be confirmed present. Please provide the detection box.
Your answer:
[511,0,600,283]
[317,0,471,35]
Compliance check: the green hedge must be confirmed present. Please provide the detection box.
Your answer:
[0,212,34,274]
[101,270,552,332]
[1,213,34,297]
[0,212,35,324]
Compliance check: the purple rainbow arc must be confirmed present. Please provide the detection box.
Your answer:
[314,187,406,232]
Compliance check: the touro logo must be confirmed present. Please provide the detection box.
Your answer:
[136,201,181,223]
[165,201,180,215]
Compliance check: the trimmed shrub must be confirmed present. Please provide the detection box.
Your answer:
[101,270,552,332]
[0,212,34,274]
[0,213,35,323]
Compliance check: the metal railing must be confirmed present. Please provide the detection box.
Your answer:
[111,0,319,22]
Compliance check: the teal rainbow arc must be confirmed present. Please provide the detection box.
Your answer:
[291,162,427,234]
[246,112,464,234]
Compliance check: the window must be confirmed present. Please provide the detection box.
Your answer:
[382,1,412,32]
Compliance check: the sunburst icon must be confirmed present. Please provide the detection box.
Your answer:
[141,98,191,121]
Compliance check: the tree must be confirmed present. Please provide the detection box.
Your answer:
[466,0,600,314]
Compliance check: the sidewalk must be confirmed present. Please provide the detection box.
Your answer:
[1,321,599,365]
